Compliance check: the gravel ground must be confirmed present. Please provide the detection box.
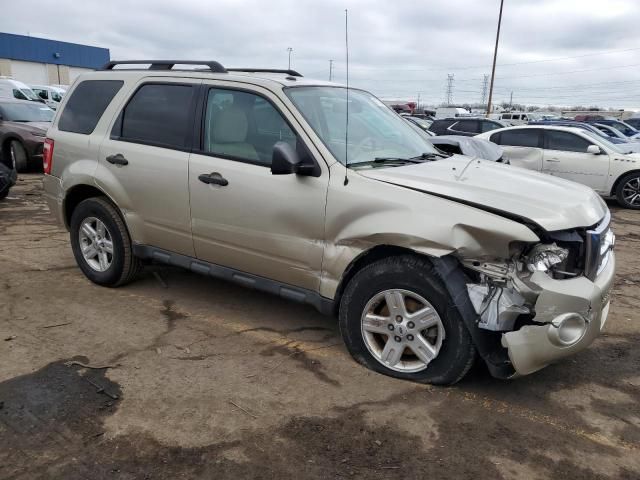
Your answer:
[1,174,639,479]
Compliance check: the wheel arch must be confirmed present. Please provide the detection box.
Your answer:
[63,184,122,229]
[332,244,432,316]
[610,169,640,197]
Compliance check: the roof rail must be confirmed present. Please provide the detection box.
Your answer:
[227,68,303,77]
[102,60,227,73]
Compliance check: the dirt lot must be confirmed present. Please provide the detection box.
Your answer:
[1,174,639,479]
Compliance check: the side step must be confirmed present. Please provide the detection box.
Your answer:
[133,245,334,315]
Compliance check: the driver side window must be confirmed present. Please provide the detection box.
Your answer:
[544,131,592,153]
[203,88,297,167]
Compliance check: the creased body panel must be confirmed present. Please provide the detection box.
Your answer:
[359,156,606,231]
[320,163,540,299]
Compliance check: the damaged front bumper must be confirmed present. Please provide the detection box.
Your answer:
[502,251,615,376]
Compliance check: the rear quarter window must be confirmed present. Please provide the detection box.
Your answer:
[58,80,123,134]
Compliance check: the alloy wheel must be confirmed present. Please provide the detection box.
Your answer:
[622,177,640,206]
[78,217,114,272]
[360,289,445,373]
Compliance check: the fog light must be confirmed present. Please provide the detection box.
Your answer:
[548,313,587,347]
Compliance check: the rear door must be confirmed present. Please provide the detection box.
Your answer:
[542,130,609,192]
[188,83,328,291]
[490,128,543,170]
[97,79,199,256]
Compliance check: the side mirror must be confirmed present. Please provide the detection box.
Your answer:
[271,142,302,175]
[587,145,602,155]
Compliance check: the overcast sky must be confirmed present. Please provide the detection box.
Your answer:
[2,0,640,109]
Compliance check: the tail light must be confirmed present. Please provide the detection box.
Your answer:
[43,138,54,174]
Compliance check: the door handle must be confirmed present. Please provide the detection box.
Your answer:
[106,153,128,166]
[198,172,228,186]
[546,158,560,162]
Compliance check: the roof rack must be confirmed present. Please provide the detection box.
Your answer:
[102,60,227,73]
[226,68,303,77]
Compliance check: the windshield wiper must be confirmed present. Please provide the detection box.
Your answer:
[409,152,449,160]
[372,157,425,164]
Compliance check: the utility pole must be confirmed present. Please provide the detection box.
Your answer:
[486,0,504,116]
[481,74,489,107]
[417,93,421,111]
[509,91,513,110]
[446,74,454,106]
[287,47,293,70]
[329,59,334,81]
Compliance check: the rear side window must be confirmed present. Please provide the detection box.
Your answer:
[544,131,591,153]
[114,83,195,149]
[59,80,123,134]
[451,120,478,133]
[480,120,501,133]
[496,129,540,147]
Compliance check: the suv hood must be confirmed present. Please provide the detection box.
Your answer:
[358,155,606,232]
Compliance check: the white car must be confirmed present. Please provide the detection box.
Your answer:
[31,85,66,110]
[0,78,43,103]
[477,125,640,208]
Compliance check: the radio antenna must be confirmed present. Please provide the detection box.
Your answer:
[343,8,350,186]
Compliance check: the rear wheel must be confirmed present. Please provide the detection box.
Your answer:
[9,140,28,172]
[70,197,141,286]
[339,255,476,385]
[616,172,640,209]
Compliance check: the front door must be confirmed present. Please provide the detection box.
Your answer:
[98,79,199,256]
[188,84,328,291]
[542,130,610,192]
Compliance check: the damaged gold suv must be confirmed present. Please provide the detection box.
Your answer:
[43,61,615,384]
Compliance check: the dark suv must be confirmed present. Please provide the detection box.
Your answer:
[429,117,505,136]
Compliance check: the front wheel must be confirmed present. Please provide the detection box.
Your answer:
[339,255,476,385]
[615,172,640,209]
[70,197,141,287]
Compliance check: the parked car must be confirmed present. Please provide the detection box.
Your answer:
[477,125,640,208]
[429,117,506,136]
[592,123,634,141]
[430,135,505,162]
[403,116,434,135]
[0,161,16,200]
[0,100,53,171]
[499,112,531,126]
[587,119,640,139]
[528,120,640,152]
[43,60,614,384]
[0,78,45,104]
[625,117,640,129]
[31,85,66,110]
[434,107,471,118]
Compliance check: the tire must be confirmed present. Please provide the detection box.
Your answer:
[69,197,141,287]
[9,141,28,172]
[339,255,476,385]
[615,172,640,209]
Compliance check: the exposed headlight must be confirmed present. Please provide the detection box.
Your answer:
[526,243,568,273]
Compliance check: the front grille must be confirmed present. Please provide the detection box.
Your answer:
[584,210,614,281]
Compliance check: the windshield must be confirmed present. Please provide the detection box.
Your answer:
[285,86,438,165]
[581,129,629,154]
[0,103,54,122]
[13,87,40,101]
